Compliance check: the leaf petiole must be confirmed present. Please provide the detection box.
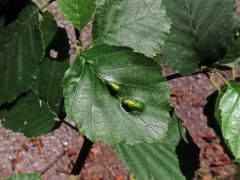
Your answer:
[212,70,230,87]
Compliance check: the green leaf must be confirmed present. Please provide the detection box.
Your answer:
[96,0,105,7]
[57,0,96,29]
[93,0,171,58]
[162,0,238,75]
[35,58,69,114]
[4,173,41,180]
[40,12,58,47]
[115,115,186,180]
[37,15,70,115]
[63,43,171,145]
[0,5,44,104]
[218,35,240,69]
[215,81,240,162]
[0,91,56,137]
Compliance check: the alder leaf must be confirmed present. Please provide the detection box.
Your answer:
[162,0,238,74]
[0,91,56,137]
[115,115,186,180]
[93,0,171,58]
[63,43,171,145]
[215,81,240,162]
[57,0,96,29]
[0,5,44,104]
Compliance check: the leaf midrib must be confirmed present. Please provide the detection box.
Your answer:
[184,0,198,44]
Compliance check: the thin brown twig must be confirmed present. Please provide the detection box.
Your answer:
[62,119,79,132]
[40,150,66,175]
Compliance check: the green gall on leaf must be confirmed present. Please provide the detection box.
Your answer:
[122,99,143,112]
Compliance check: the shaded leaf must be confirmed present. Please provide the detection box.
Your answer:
[162,0,238,74]
[218,35,240,69]
[93,0,171,58]
[63,43,171,145]
[36,57,69,114]
[40,12,58,47]
[0,5,44,104]
[0,91,56,137]
[37,15,69,115]
[57,0,96,29]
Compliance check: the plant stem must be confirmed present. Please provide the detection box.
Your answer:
[38,1,52,11]
[165,73,184,81]
[209,75,221,92]
[212,70,230,87]
[232,69,236,79]
[203,71,221,92]
[61,121,93,175]
[165,68,211,81]
[40,150,66,175]
[62,119,79,132]
[71,136,94,175]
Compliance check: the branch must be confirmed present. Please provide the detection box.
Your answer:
[71,136,94,175]
[165,68,212,81]
[62,119,79,132]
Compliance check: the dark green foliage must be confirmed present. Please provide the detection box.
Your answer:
[162,0,238,74]
[0,5,44,104]
[1,0,240,178]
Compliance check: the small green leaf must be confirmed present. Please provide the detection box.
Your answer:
[215,81,240,162]
[93,0,171,58]
[57,0,96,29]
[4,173,41,180]
[63,43,171,145]
[0,91,56,137]
[162,0,238,75]
[0,5,44,104]
[115,115,186,180]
